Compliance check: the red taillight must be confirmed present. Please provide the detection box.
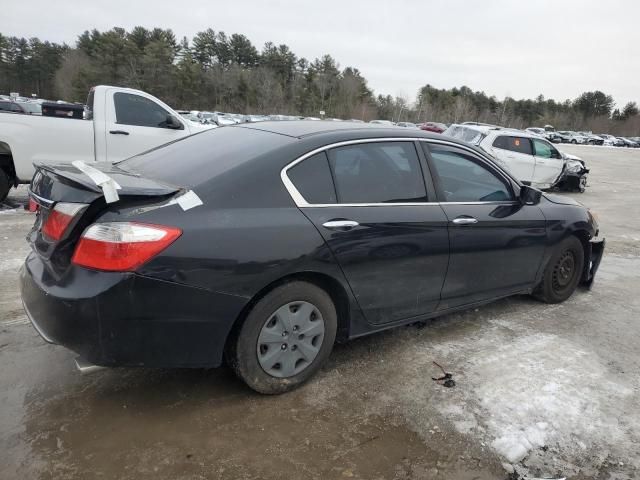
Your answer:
[72,222,182,271]
[42,203,87,241]
[28,198,39,212]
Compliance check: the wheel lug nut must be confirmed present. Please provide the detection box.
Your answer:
[293,325,298,331]
[282,331,288,337]
[291,345,297,351]
[281,344,287,350]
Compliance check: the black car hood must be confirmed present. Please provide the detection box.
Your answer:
[543,193,583,206]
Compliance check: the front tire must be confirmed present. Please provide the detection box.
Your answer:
[226,281,337,394]
[534,236,584,303]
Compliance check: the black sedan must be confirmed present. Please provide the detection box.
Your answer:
[21,122,605,394]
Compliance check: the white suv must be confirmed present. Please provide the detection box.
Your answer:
[444,125,584,190]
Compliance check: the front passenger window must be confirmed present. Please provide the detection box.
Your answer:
[532,139,561,159]
[427,145,513,202]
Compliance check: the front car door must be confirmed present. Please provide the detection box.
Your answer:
[104,90,188,163]
[487,134,536,183]
[531,138,565,189]
[283,139,450,325]
[422,141,547,309]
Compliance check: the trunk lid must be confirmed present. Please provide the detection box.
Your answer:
[28,162,182,275]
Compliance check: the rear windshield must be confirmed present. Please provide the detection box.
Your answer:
[118,126,293,187]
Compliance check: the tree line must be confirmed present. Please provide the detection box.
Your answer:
[1,27,639,135]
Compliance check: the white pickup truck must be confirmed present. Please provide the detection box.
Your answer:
[0,85,213,201]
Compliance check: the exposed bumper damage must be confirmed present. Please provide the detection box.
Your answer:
[582,237,605,288]
[555,158,589,193]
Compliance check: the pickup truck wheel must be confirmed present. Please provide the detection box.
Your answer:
[0,169,10,203]
[534,236,584,304]
[226,281,337,394]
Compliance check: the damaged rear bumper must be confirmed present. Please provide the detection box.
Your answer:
[582,237,605,287]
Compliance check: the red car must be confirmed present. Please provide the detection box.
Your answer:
[419,122,447,133]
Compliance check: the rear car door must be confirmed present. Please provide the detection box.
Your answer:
[488,134,536,183]
[531,138,564,187]
[104,90,187,162]
[283,140,450,325]
[422,142,546,309]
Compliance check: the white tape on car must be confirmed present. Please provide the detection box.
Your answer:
[169,190,203,211]
[71,161,122,204]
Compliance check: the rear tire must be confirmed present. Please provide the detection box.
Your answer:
[226,281,337,394]
[534,236,584,303]
[0,169,10,204]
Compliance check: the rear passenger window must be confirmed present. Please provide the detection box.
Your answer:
[288,152,337,204]
[427,145,513,202]
[327,142,427,204]
[492,136,532,155]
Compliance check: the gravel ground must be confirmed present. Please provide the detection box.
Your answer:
[0,144,639,480]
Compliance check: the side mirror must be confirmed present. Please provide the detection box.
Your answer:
[520,185,542,205]
[165,114,184,130]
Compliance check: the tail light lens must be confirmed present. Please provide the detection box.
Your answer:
[72,222,182,271]
[42,202,88,241]
[28,198,40,212]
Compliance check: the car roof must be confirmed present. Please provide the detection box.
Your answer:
[235,120,440,139]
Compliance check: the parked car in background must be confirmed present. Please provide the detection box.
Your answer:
[0,100,32,115]
[369,119,395,126]
[551,131,572,143]
[619,137,639,148]
[525,127,545,136]
[176,110,204,125]
[419,122,447,133]
[246,115,269,122]
[444,124,588,191]
[576,132,604,145]
[396,122,419,129]
[21,121,604,393]
[599,134,624,147]
[558,131,588,144]
[0,85,213,202]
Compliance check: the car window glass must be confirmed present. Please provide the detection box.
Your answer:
[427,145,513,202]
[532,139,558,158]
[288,151,337,204]
[114,92,172,128]
[492,136,532,154]
[327,142,427,204]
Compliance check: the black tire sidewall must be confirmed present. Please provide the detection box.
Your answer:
[0,169,10,203]
[539,236,584,303]
[229,281,337,394]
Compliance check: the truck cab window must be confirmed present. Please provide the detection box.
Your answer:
[114,92,173,128]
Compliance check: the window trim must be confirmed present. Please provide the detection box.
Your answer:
[281,137,521,208]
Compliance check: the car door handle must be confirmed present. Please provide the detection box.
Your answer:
[452,216,478,225]
[109,130,130,135]
[322,220,359,230]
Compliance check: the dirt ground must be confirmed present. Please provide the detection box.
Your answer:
[1,145,639,480]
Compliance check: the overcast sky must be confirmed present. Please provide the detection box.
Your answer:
[4,0,639,107]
